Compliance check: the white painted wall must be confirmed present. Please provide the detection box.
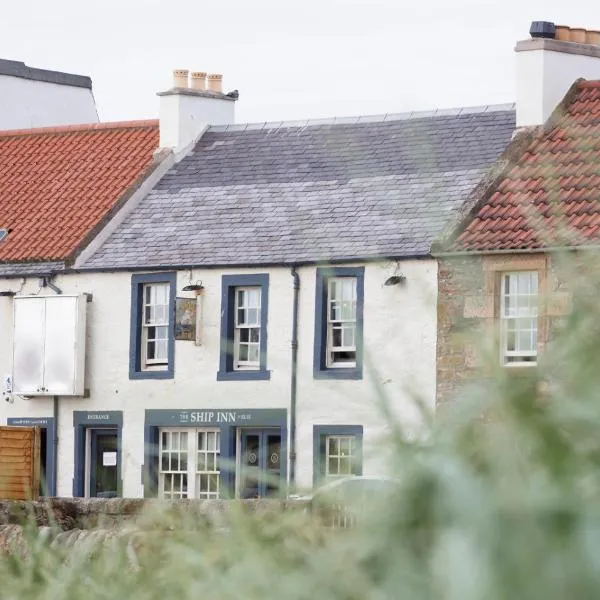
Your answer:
[0,259,437,496]
[159,91,235,151]
[0,75,98,130]
[516,40,600,127]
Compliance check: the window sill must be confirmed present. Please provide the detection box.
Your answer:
[130,368,174,380]
[217,370,271,381]
[313,367,363,380]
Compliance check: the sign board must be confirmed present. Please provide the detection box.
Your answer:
[145,408,287,428]
[102,451,117,467]
[175,297,196,341]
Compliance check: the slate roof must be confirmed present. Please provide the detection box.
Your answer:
[448,80,600,252]
[0,58,91,89]
[0,121,159,275]
[82,106,515,269]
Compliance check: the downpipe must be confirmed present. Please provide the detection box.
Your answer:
[289,266,300,488]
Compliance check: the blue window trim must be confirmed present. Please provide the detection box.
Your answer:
[72,411,123,498]
[313,424,364,487]
[129,272,176,380]
[217,274,270,381]
[313,266,364,380]
[7,417,56,496]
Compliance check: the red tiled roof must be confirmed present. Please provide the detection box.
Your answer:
[451,80,600,252]
[0,120,159,263]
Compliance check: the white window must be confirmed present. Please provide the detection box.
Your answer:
[501,271,538,365]
[327,278,357,367]
[159,428,221,500]
[142,283,170,369]
[325,435,357,479]
[234,287,261,370]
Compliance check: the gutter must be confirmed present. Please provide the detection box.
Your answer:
[289,266,300,489]
[431,245,600,258]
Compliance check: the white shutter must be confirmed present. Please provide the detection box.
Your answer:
[12,298,45,394]
[43,296,78,395]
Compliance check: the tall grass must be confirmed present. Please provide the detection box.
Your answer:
[3,251,600,599]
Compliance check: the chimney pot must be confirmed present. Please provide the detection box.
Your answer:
[570,28,587,43]
[190,72,207,91]
[555,25,571,41]
[207,74,223,93]
[173,69,189,89]
[586,30,600,45]
[529,21,555,39]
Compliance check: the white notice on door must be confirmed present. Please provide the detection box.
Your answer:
[102,451,117,467]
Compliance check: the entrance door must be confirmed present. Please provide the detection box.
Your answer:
[239,429,281,498]
[89,429,119,498]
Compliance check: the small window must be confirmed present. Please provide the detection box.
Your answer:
[129,273,176,380]
[0,228,8,242]
[234,287,261,370]
[500,271,538,366]
[159,428,220,500]
[327,278,358,367]
[142,283,170,368]
[314,267,364,379]
[325,435,357,479]
[218,274,270,381]
[313,425,363,486]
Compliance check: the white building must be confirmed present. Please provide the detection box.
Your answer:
[4,21,595,499]
[0,58,98,129]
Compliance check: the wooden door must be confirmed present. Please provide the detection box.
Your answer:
[0,426,41,500]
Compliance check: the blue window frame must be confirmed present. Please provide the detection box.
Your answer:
[313,266,364,379]
[313,425,363,486]
[217,274,270,381]
[129,272,176,380]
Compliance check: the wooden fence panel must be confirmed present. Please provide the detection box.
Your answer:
[0,427,40,500]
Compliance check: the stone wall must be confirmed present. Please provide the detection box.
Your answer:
[436,252,573,408]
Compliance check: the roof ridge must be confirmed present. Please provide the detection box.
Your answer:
[578,79,600,88]
[0,119,159,138]
[209,103,516,132]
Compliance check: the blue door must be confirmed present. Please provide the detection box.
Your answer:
[239,429,282,498]
[89,429,119,498]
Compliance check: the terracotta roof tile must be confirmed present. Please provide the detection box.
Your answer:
[450,81,600,251]
[0,120,158,263]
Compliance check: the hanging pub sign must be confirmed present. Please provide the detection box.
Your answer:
[175,297,197,341]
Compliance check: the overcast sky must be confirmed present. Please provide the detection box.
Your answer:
[2,1,599,123]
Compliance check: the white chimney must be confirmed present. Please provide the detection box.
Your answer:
[516,21,600,127]
[158,69,237,152]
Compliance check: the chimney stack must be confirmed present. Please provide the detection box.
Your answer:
[158,68,237,153]
[516,21,600,127]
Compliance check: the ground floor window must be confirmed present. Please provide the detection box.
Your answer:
[313,425,363,486]
[325,435,357,479]
[159,428,220,500]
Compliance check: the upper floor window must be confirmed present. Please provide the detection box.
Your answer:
[314,267,364,379]
[129,272,176,380]
[327,278,357,368]
[234,287,261,370]
[500,271,538,366]
[218,274,270,381]
[142,283,170,368]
